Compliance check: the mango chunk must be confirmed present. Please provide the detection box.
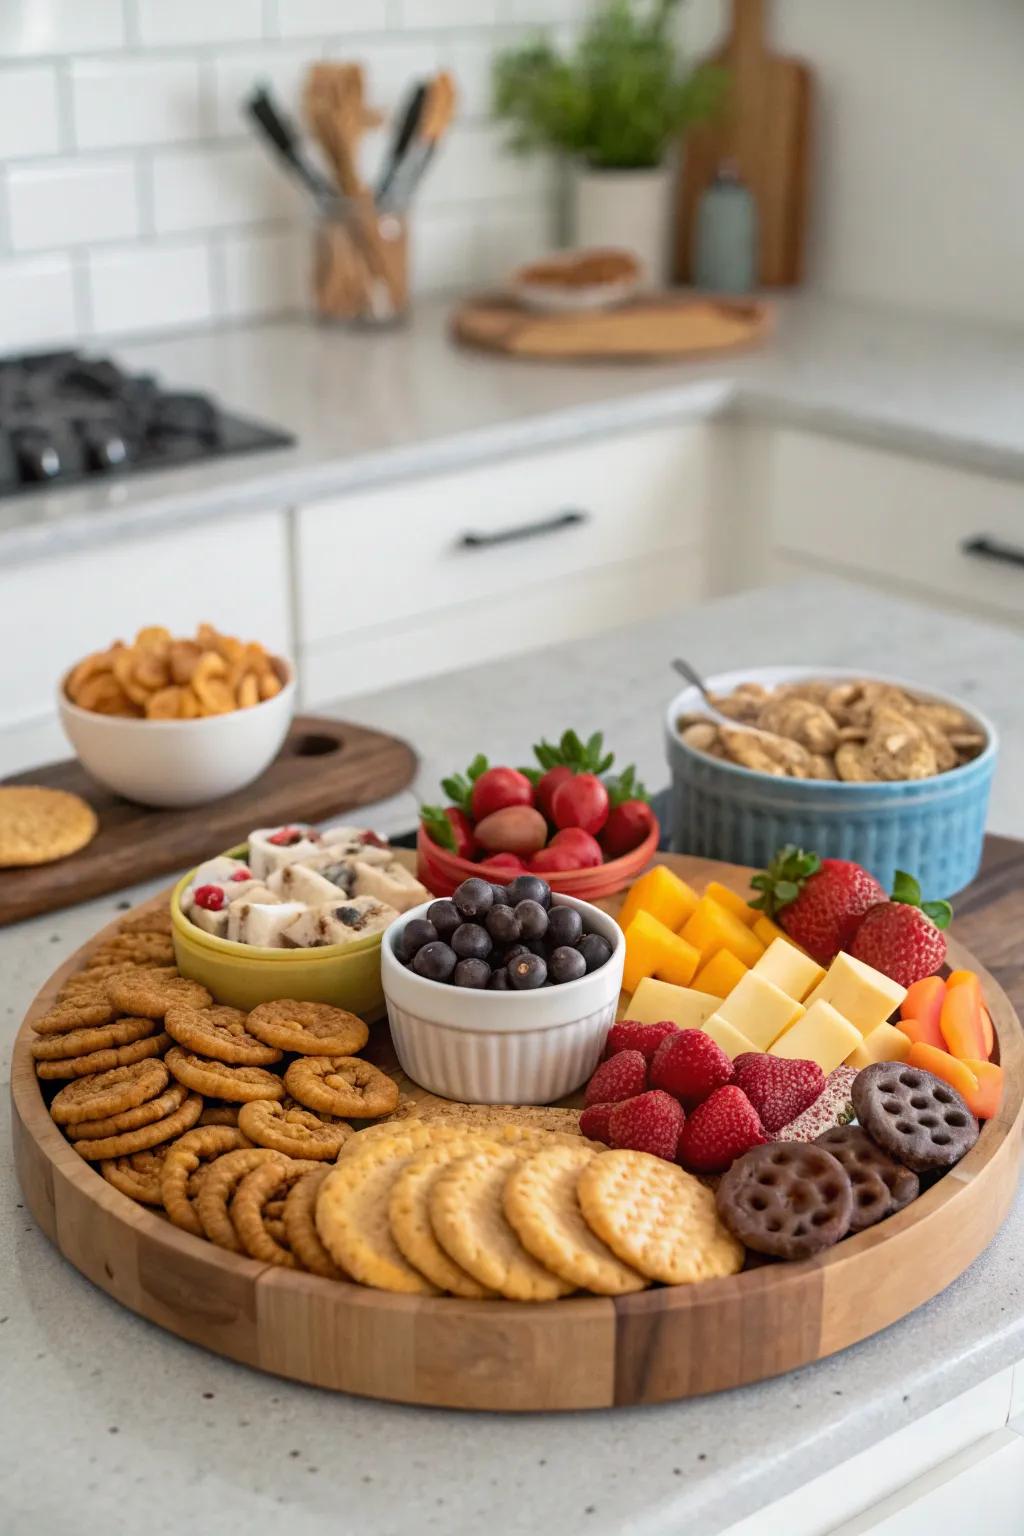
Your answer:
[618,865,699,936]
[623,909,700,995]
[681,896,764,969]
[692,948,749,1000]
[704,880,758,927]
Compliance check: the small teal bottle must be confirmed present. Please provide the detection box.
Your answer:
[693,160,757,293]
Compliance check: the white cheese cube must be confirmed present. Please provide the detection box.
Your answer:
[625,978,719,1030]
[769,1000,862,1075]
[804,953,906,1034]
[353,860,429,914]
[752,938,826,1002]
[713,971,805,1051]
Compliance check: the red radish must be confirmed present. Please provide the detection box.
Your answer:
[551,772,610,835]
[535,764,574,820]
[474,805,547,856]
[601,801,655,858]
[470,766,534,822]
[420,804,476,859]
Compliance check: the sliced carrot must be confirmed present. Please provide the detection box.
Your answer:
[905,1042,979,1102]
[945,969,976,988]
[939,973,987,1060]
[897,1013,947,1051]
[958,1059,1004,1119]
[980,1005,995,1059]
[900,976,946,1040]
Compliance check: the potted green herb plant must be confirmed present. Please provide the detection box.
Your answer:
[493,0,725,283]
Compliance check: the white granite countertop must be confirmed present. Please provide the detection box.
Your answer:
[4,292,1024,566]
[2,579,1023,1536]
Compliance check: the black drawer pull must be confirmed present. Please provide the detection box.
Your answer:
[457,509,588,549]
[961,535,1024,570]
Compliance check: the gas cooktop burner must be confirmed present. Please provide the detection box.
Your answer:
[0,349,294,497]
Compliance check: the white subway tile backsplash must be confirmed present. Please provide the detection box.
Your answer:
[0,252,78,347]
[269,0,389,36]
[152,142,298,233]
[329,38,440,116]
[441,33,505,120]
[7,157,139,251]
[132,0,264,48]
[413,204,482,291]
[422,123,553,206]
[0,64,61,157]
[71,57,205,150]
[221,224,306,317]
[87,240,214,336]
[395,0,499,27]
[0,0,126,58]
[478,199,554,282]
[211,44,319,139]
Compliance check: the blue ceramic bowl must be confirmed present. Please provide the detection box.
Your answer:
[665,667,997,898]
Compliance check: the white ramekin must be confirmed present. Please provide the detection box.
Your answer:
[381,895,625,1105]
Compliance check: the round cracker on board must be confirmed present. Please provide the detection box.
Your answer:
[0,786,97,867]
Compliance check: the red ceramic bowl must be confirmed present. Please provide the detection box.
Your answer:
[416,817,660,901]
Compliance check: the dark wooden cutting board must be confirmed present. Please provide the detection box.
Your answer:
[0,715,417,926]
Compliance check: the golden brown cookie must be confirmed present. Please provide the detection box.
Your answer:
[117,907,174,936]
[236,1098,352,1161]
[160,1125,247,1236]
[195,1147,285,1251]
[283,1168,344,1280]
[429,1146,574,1302]
[284,1056,399,1119]
[86,933,175,969]
[576,1150,744,1285]
[388,1141,498,1298]
[0,786,98,867]
[232,1159,320,1267]
[49,1058,170,1125]
[315,1127,442,1293]
[109,973,211,1019]
[246,1000,369,1057]
[30,1015,158,1061]
[32,999,117,1035]
[66,1080,188,1141]
[35,1031,170,1079]
[101,1148,172,1205]
[165,1045,285,1103]
[58,965,177,1004]
[74,1092,203,1160]
[196,1103,241,1128]
[503,1144,647,1296]
[164,1004,282,1066]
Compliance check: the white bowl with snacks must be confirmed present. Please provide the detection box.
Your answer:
[381,893,625,1105]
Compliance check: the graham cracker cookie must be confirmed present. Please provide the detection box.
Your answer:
[195,1147,285,1251]
[35,1031,170,1079]
[283,1168,344,1280]
[32,999,118,1035]
[109,972,212,1020]
[284,1056,398,1120]
[66,1081,187,1142]
[504,1144,647,1296]
[117,907,174,937]
[50,1058,170,1125]
[165,1045,285,1103]
[101,1148,172,1205]
[86,933,175,969]
[237,1098,352,1161]
[31,1015,158,1061]
[429,1146,575,1301]
[577,1150,744,1285]
[0,786,97,867]
[246,1000,369,1057]
[72,1091,203,1161]
[315,1127,445,1294]
[161,1125,247,1236]
[388,1140,499,1298]
[232,1159,320,1267]
[164,1004,282,1066]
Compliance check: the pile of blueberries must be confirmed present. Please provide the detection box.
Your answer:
[398,875,613,990]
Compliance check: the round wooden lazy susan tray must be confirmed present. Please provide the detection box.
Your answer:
[11,855,1024,1412]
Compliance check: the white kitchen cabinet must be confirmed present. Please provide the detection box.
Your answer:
[0,508,292,777]
[296,422,710,703]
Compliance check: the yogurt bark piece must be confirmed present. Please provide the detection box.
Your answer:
[282,896,398,948]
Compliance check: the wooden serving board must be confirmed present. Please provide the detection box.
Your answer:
[0,715,417,927]
[452,294,772,361]
[10,849,1024,1412]
[675,0,812,286]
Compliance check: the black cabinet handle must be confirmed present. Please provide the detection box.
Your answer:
[457,509,588,550]
[961,535,1024,570]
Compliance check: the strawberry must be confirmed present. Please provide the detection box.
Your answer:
[677,1085,766,1173]
[732,1052,825,1134]
[579,1102,615,1143]
[584,1049,647,1107]
[849,870,951,986]
[605,1019,678,1061]
[608,1090,685,1162]
[649,1028,734,1109]
[750,846,886,965]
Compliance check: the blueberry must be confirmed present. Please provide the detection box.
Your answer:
[503,943,530,965]
[548,946,587,984]
[451,922,492,961]
[547,904,583,948]
[506,874,551,909]
[487,966,511,990]
[454,957,491,989]
[508,952,547,990]
[412,941,457,981]
[453,877,494,921]
[514,899,548,941]
[426,899,461,941]
[486,904,521,945]
[400,918,438,961]
[577,932,612,973]
[489,883,510,907]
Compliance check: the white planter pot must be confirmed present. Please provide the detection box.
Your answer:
[572,162,674,286]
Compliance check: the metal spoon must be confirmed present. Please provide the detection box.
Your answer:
[670,658,782,742]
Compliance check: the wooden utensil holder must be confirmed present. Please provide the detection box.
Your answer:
[313,196,409,325]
